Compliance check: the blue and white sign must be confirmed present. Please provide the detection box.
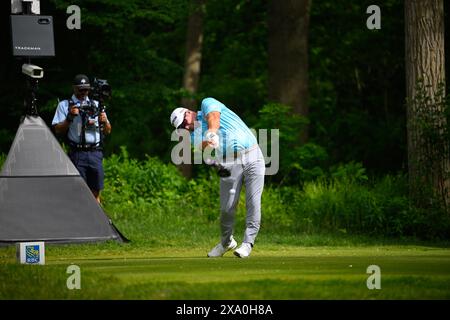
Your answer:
[17,242,45,265]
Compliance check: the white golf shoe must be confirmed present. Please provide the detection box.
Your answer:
[233,242,252,258]
[207,236,237,257]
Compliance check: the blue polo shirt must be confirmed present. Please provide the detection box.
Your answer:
[191,97,257,155]
[52,95,104,145]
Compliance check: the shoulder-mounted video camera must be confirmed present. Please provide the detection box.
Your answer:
[90,78,111,103]
[73,100,99,117]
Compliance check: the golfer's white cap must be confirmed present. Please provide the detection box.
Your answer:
[170,107,188,129]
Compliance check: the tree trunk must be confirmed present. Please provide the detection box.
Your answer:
[180,0,205,178]
[405,0,449,209]
[268,0,311,142]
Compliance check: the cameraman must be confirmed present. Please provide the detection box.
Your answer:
[52,74,112,203]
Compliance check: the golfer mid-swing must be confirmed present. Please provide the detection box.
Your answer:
[170,97,265,258]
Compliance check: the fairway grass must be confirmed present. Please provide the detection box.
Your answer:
[1,244,450,299]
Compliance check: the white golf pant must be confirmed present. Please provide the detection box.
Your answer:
[219,145,265,247]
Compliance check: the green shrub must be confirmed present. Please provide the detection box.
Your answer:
[254,103,328,184]
[103,146,187,207]
[0,153,5,169]
[329,161,368,183]
[101,147,223,244]
[98,151,450,242]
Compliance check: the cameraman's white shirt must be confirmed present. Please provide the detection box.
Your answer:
[52,94,103,145]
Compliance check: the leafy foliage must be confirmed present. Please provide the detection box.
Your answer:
[262,174,450,239]
[0,153,6,169]
[308,0,407,173]
[254,103,328,184]
[101,155,450,241]
[0,0,449,239]
[330,161,368,183]
[0,0,413,174]
[103,146,186,207]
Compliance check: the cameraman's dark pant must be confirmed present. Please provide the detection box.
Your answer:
[69,150,104,191]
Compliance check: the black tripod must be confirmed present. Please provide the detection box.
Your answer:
[25,77,39,116]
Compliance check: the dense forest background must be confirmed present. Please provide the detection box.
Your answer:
[1,1,450,239]
[2,0,447,169]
